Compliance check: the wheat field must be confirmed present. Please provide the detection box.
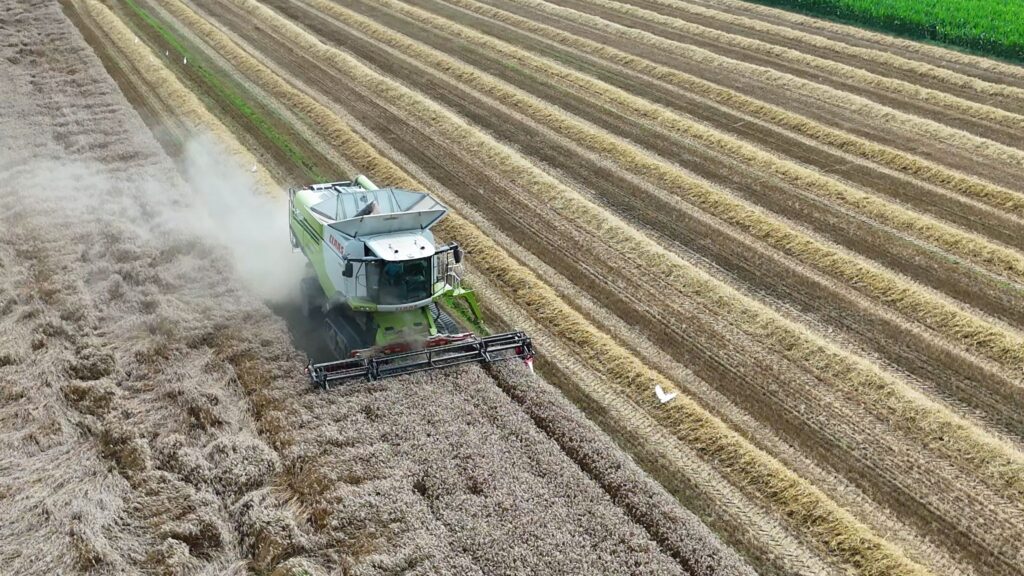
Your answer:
[7,0,1024,574]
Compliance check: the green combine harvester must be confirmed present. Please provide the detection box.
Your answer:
[289,175,534,388]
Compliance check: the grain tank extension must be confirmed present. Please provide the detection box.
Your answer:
[289,175,533,388]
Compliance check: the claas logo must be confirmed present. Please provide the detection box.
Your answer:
[329,235,344,254]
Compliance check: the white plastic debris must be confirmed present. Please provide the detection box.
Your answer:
[655,384,677,405]
[183,56,188,65]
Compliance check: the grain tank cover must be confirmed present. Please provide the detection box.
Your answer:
[320,187,447,238]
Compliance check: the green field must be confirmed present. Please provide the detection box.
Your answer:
[746,0,1024,62]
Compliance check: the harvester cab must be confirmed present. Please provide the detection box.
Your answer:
[288,175,534,388]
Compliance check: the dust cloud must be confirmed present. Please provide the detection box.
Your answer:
[3,132,306,304]
[177,134,306,304]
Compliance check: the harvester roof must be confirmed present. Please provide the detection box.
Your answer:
[363,233,435,261]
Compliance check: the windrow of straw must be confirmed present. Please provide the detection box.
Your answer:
[203,0,1024,506]
[618,0,1024,103]
[571,0,1024,126]
[439,0,1024,221]
[492,0,1024,170]
[701,0,1024,82]
[307,0,1024,374]
[81,0,279,196]
[153,1,935,573]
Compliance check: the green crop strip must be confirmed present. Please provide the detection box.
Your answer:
[122,0,325,180]
[744,0,1024,62]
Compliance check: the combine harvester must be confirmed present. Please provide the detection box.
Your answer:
[289,175,534,389]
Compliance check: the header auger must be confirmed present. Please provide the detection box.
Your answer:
[289,175,534,388]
